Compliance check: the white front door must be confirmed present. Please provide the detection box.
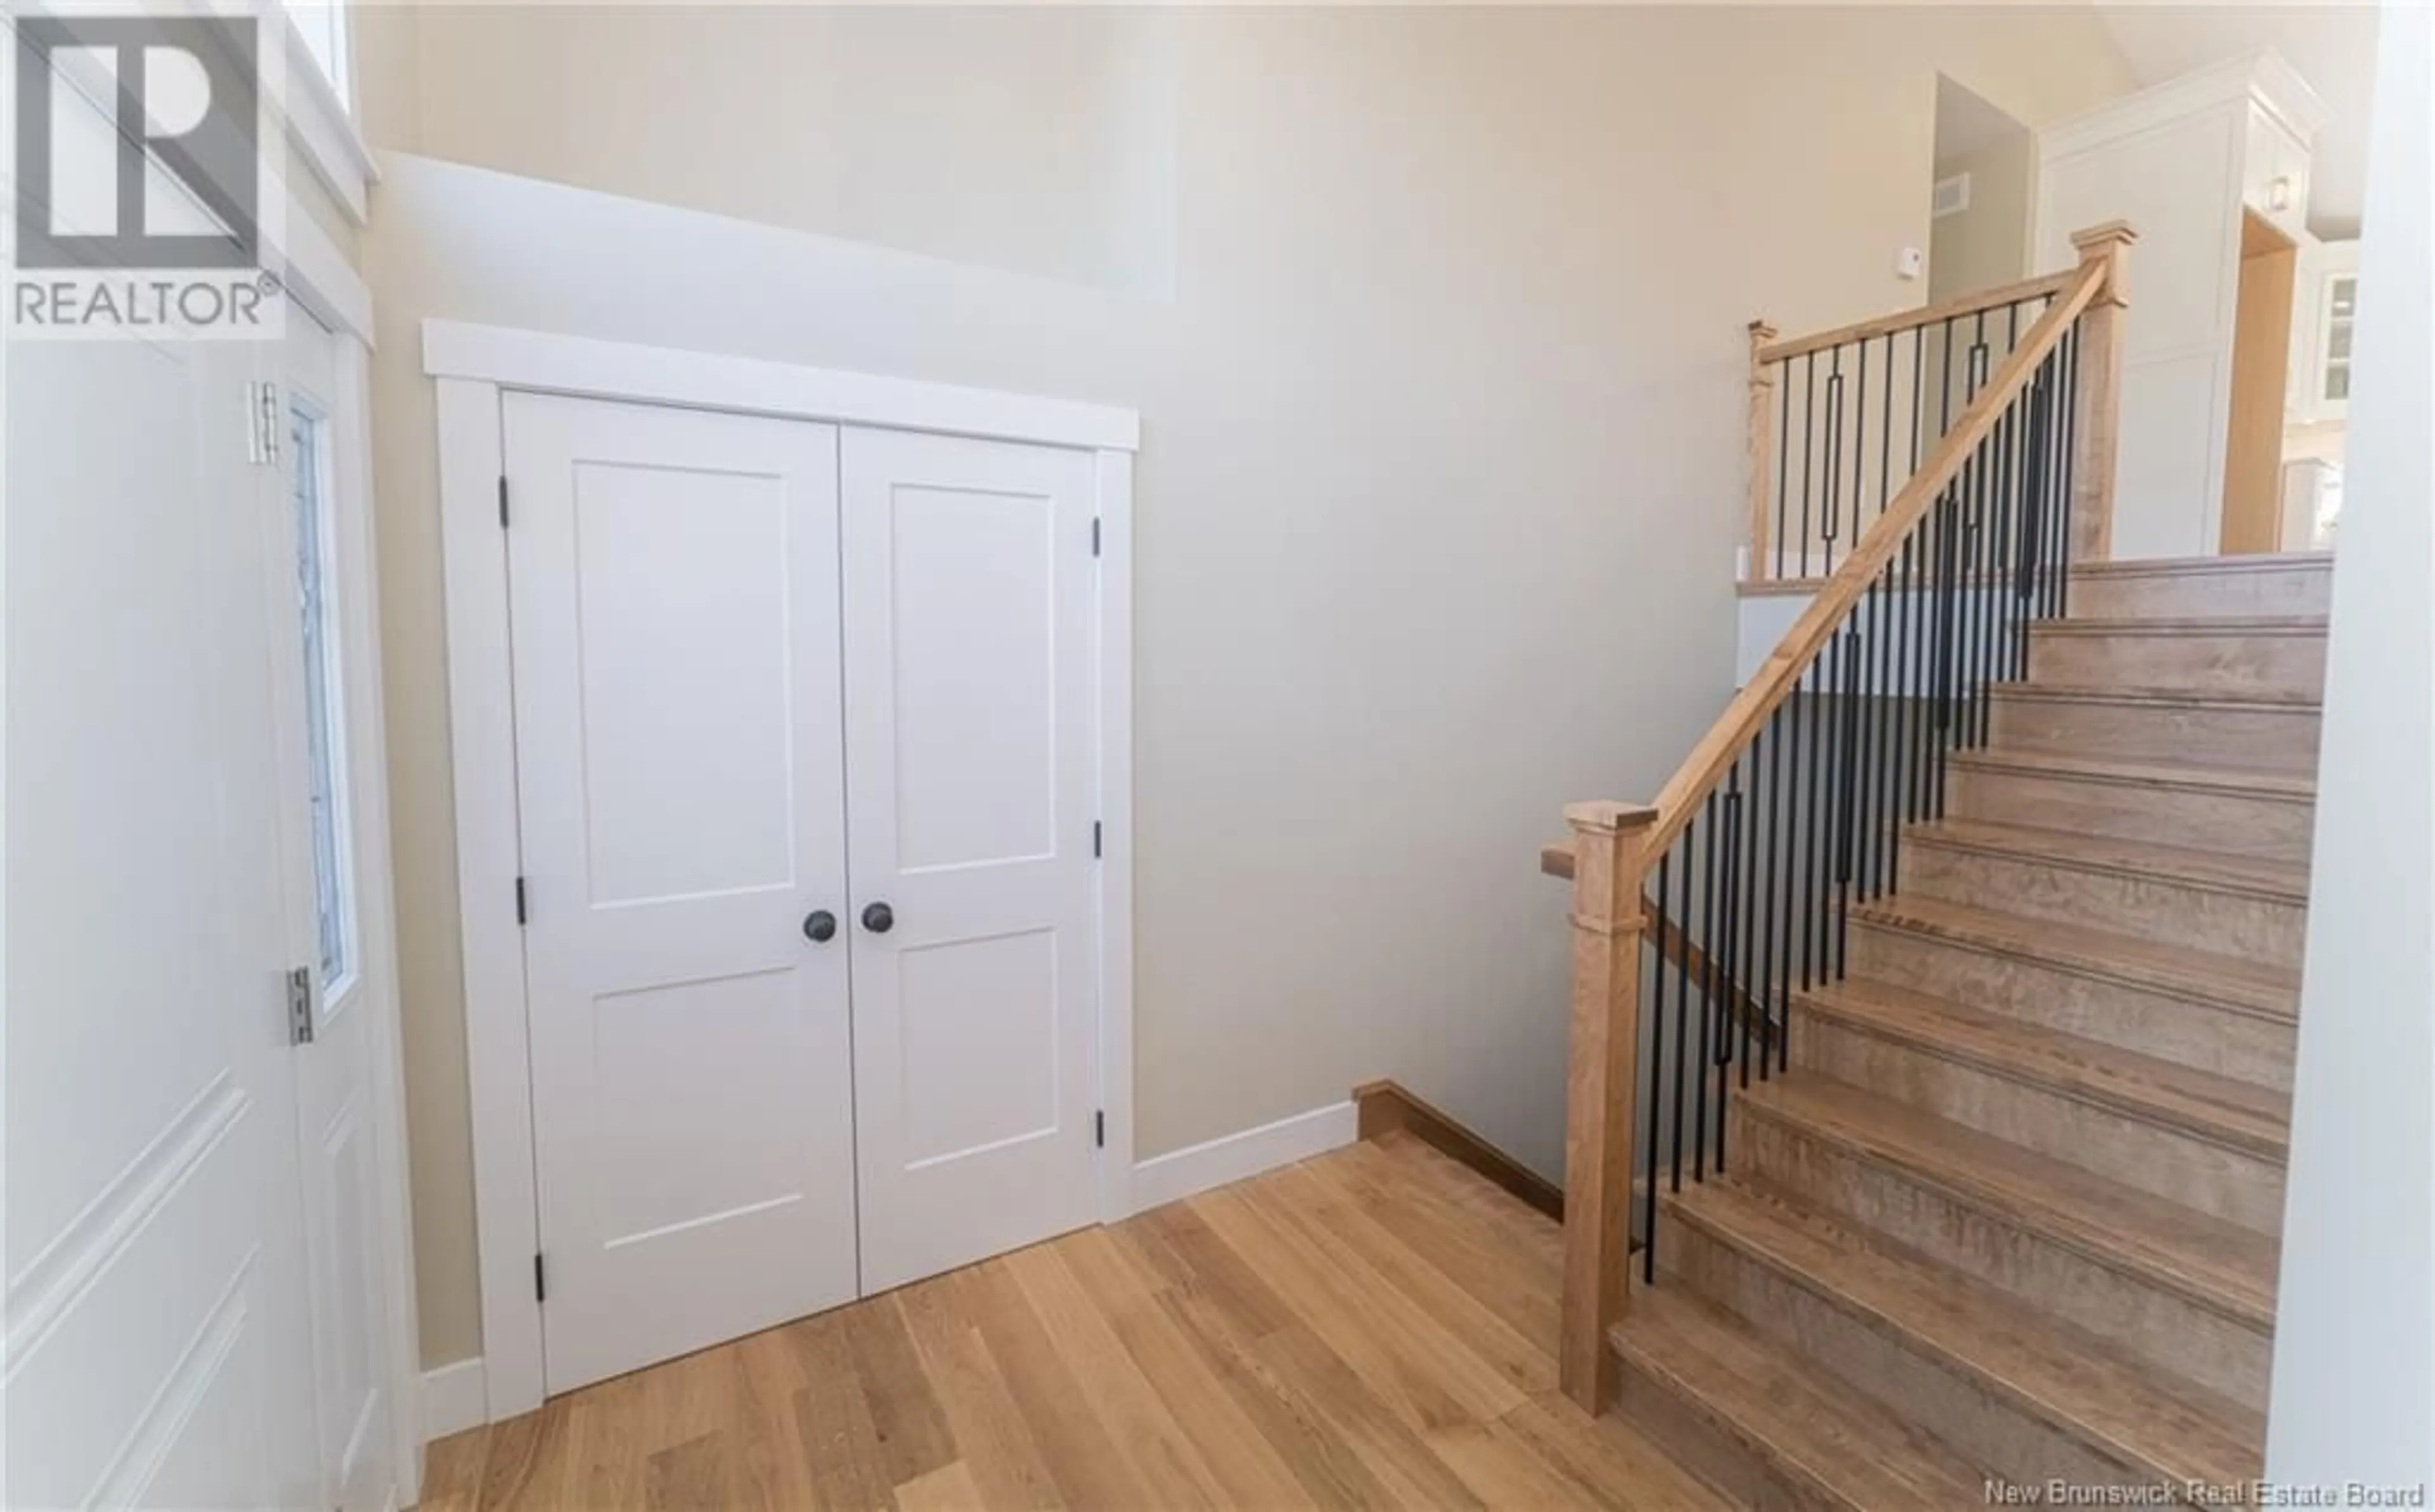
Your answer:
[263,309,403,1511]
[506,394,859,1393]
[5,335,321,1506]
[839,427,1101,1293]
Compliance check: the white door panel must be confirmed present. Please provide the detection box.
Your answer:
[265,310,401,1512]
[841,427,1100,1293]
[5,330,319,1508]
[506,394,857,1393]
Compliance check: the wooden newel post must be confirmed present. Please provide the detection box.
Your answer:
[2068,221,2136,564]
[1746,321,1779,582]
[1559,799,1659,1409]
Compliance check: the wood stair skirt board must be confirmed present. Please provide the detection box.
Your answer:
[1353,1080,1563,1220]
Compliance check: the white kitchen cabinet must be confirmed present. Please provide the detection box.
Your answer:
[2034,53,2327,559]
[2288,237,2361,424]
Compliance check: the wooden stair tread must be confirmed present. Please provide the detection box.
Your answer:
[1666,1178,2266,1485]
[1737,1075,2278,1327]
[1798,979,2289,1156]
[1950,748,2318,799]
[1613,1279,1989,1508]
[1990,680,2322,712]
[2072,551,2331,576]
[1906,818,2309,901]
[1852,894,2301,1021]
[2032,614,2329,636]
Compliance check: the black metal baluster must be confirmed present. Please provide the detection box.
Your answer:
[1879,332,1897,527]
[1854,578,1882,898]
[1670,824,1694,1193]
[2058,324,2080,617]
[1756,708,1781,1082]
[1644,850,1669,1283]
[1776,357,1793,581]
[1693,791,1720,1181]
[1803,660,1827,988]
[1932,486,1959,818]
[1833,625,1861,979]
[1735,744,1758,1091]
[1852,340,1870,544]
[1823,353,1845,574]
[1800,354,1817,578]
[1716,768,1741,1168]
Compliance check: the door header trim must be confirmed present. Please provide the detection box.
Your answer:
[422,321,1140,453]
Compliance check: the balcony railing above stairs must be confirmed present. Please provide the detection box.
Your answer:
[1547,221,2136,1411]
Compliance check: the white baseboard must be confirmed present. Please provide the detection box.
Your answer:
[1129,1100,1359,1215]
[421,1357,488,1441]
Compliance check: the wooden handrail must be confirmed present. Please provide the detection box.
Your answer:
[1639,249,2112,866]
[1758,268,2080,365]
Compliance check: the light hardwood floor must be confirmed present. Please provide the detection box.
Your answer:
[421,1134,1724,1511]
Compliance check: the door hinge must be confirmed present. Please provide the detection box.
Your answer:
[1094,1109,1106,1149]
[1091,517,1101,557]
[1093,820,1102,859]
[534,1253,547,1303]
[247,380,282,466]
[514,876,528,926]
[285,966,315,1046]
[498,475,510,528]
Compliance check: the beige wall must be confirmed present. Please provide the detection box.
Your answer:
[1930,131,2038,304]
[358,4,2136,1369]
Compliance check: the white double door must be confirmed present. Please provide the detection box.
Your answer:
[506,396,1103,1393]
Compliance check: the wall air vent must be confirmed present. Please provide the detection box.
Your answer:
[1932,172,1972,219]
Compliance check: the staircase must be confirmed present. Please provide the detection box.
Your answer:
[1614,552,2326,1506]
[1544,223,2339,1505]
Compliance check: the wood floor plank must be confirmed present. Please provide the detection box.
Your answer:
[642,1431,730,1511]
[1495,1392,1737,1511]
[835,1295,959,1490]
[952,1259,1155,1510]
[1251,1322,1488,1509]
[784,1311,902,1512]
[1191,1180,1479,1431]
[893,1283,1065,1510]
[891,1459,982,1512]
[417,1137,1697,1512]
[1098,1289,1319,1509]
[1154,1288,1403,1508]
[419,1426,490,1512]
[999,1240,1231,1511]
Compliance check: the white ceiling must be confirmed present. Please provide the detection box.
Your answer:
[2093,4,2382,239]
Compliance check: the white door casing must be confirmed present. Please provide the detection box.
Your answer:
[840,429,1103,1293]
[505,394,860,1393]
[426,321,1138,1420]
[261,309,404,1512]
[4,335,321,1509]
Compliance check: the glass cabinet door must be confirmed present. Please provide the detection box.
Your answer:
[2321,274,2356,404]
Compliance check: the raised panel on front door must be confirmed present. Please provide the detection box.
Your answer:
[506,394,857,1393]
[841,427,1099,1294]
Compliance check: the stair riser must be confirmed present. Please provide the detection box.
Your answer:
[1987,693,2321,773]
[1847,921,2296,1093]
[1899,843,2306,971]
[2029,628,2327,700]
[1730,1108,2271,1411]
[1612,1350,1852,1512]
[2070,565,2331,621]
[1948,765,2315,864]
[1791,1016,2287,1234]
[1656,1212,2149,1490]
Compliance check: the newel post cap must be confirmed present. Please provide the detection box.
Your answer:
[2070,221,2138,257]
[1562,801,1660,836]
